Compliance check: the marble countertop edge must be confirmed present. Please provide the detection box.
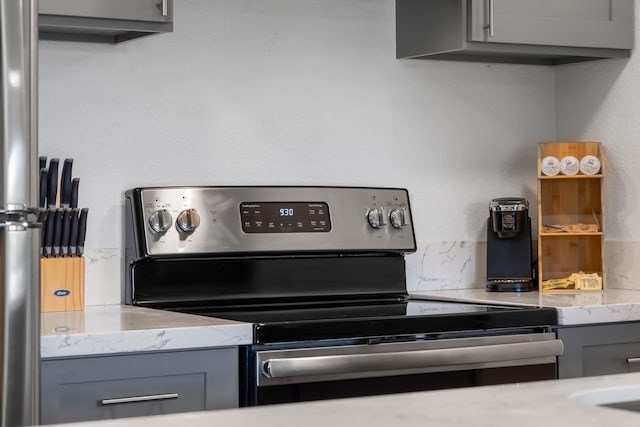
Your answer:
[40,305,254,358]
[41,286,640,359]
[410,289,640,325]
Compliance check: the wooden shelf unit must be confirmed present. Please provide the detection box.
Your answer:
[537,142,605,292]
[539,232,603,237]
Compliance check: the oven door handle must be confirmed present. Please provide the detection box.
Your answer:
[261,339,564,380]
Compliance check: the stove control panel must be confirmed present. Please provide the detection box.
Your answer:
[240,202,331,233]
[125,186,416,256]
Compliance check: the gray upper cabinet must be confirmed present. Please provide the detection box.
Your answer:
[39,0,173,44]
[396,0,634,65]
[468,0,633,50]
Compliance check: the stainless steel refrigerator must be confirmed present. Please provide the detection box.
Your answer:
[0,0,40,425]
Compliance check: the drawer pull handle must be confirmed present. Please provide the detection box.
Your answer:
[100,393,179,405]
[627,358,640,364]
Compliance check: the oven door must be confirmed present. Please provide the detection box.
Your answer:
[247,332,562,405]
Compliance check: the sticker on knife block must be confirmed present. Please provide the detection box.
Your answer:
[41,257,85,312]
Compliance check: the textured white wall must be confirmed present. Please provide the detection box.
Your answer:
[554,9,640,291]
[38,0,556,302]
[39,0,555,247]
[556,14,640,242]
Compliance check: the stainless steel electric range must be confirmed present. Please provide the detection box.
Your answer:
[124,186,562,406]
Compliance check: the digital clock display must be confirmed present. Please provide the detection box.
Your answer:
[240,202,331,233]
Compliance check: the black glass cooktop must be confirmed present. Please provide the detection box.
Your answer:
[171,299,558,344]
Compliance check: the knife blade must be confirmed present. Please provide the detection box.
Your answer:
[70,178,80,209]
[47,158,59,208]
[39,156,47,171]
[77,208,88,257]
[39,168,48,209]
[43,209,55,258]
[60,158,73,208]
[60,208,72,257]
[69,209,80,257]
[52,208,63,258]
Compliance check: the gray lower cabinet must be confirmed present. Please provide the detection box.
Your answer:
[396,0,634,65]
[557,323,640,379]
[40,347,238,425]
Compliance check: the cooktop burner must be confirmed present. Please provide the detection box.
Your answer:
[171,299,558,344]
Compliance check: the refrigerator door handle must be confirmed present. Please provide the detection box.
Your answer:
[0,0,40,425]
[0,222,40,426]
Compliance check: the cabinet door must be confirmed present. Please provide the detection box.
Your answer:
[469,0,633,49]
[41,348,238,425]
[557,323,640,379]
[39,0,172,23]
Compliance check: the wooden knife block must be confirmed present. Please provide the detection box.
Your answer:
[41,257,85,313]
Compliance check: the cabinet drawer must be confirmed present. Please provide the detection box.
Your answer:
[557,323,640,379]
[42,373,205,424]
[41,347,239,425]
[583,342,640,377]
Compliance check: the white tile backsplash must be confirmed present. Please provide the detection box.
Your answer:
[405,241,485,292]
[604,241,640,290]
[83,248,121,306]
[405,240,640,293]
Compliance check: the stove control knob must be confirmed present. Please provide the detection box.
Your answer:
[176,208,201,233]
[389,208,407,229]
[367,207,387,229]
[148,209,173,234]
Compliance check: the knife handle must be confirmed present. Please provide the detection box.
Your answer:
[39,169,48,209]
[60,208,72,257]
[39,209,48,257]
[77,208,88,257]
[52,208,63,257]
[60,158,73,208]
[37,208,47,225]
[70,178,80,209]
[39,156,47,171]
[44,208,55,258]
[69,209,80,257]
[47,158,59,208]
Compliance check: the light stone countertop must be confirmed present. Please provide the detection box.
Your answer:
[42,288,640,358]
[49,371,640,427]
[410,288,640,325]
[40,305,253,358]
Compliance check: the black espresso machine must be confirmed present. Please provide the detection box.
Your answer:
[486,197,536,292]
[124,187,560,406]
